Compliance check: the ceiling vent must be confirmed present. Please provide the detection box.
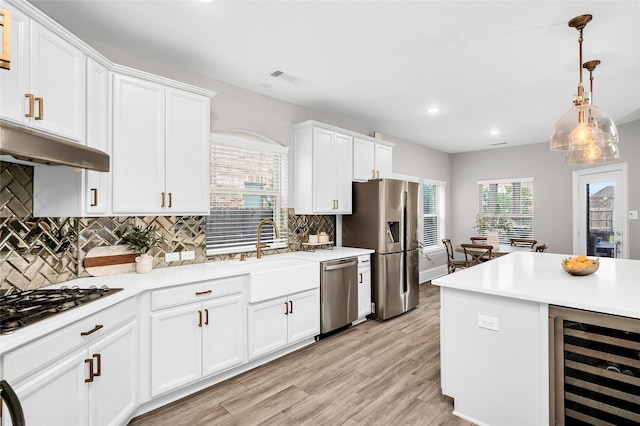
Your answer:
[270,70,300,84]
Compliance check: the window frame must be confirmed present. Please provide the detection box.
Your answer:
[206,132,289,257]
[422,178,446,252]
[476,177,534,244]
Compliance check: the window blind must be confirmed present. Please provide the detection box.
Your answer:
[423,180,445,250]
[477,178,534,243]
[206,135,288,255]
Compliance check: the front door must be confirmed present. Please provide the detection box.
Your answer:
[572,164,628,258]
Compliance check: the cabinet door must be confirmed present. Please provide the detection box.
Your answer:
[0,2,29,125]
[311,127,336,213]
[287,289,320,343]
[374,143,393,179]
[353,137,376,181]
[333,132,353,213]
[88,321,137,426]
[15,350,88,426]
[84,58,110,215]
[150,304,202,396]
[202,294,245,377]
[165,88,210,215]
[247,297,288,360]
[112,74,165,214]
[357,264,372,319]
[29,22,85,141]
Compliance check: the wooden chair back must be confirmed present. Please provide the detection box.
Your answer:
[470,236,487,244]
[461,243,493,267]
[510,238,537,249]
[442,239,467,274]
[535,244,548,253]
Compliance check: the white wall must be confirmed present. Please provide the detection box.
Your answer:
[450,119,640,259]
[89,42,640,264]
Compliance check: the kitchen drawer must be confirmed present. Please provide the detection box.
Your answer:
[3,297,136,384]
[151,275,245,311]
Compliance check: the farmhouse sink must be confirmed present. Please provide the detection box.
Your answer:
[242,258,319,303]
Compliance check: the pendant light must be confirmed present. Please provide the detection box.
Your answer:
[565,60,620,164]
[549,15,620,163]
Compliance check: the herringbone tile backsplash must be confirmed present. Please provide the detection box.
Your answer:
[1,162,334,292]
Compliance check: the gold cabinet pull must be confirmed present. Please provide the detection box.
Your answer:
[168,192,172,208]
[284,301,289,315]
[161,192,165,207]
[93,354,102,377]
[204,308,209,325]
[90,188,98,207]
[289,300,293,314]
[25,94,34,117]
[84,358,94,383]
[195,290,212,296]
[35,97,43,120]
[371,170,376,179]
[80,324,103,336]
[198,310,203,327]
[0,9,10,70]
[376,170,380,179]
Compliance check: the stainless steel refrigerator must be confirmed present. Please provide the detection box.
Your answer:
[342,178,419,320]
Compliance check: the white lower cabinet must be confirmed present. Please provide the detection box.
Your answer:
[357,254,372,320]
[247,288,320,360]
[150,278,245,397]
[11,320,137,426]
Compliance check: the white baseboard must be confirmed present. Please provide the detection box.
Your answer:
[420,265,448,283]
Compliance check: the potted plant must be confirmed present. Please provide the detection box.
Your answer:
[474,215,514,247]
[116,226,165,274]
[308,225,319,244]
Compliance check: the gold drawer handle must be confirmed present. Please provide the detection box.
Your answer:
[80,324,103,336]
[195,290,212,296]
[25,94,34,117]
[35,97,43,120]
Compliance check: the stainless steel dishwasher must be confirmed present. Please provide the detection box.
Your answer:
[320,257,358,334]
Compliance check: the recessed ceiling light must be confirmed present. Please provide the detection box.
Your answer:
[258,80,274,89]
[490,129,501,136]
[426,107,440,114]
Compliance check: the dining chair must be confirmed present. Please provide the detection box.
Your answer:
[461,243,493,267]
[509,238,537,249]
[442,239,467,274]
[470,236,487,244]
[535,244,548,253]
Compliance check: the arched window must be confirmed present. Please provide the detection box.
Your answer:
[207,130,288,255]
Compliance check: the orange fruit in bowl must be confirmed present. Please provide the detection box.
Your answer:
[562,255,599,276]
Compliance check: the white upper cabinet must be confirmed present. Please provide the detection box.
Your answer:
[0,1,85,142]
[294,121,353,214]
[352,137,393,182]
[112,73,211,215]
[112,73,165,214]
[165,87,210,214]
[32,58,109,217]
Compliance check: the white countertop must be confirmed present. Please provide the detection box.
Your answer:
[432,252,640,319]
[0,247,373,354]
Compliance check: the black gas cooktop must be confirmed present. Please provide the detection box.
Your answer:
[0,286,122,335]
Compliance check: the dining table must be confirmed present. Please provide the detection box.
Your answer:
[454,243,533,257]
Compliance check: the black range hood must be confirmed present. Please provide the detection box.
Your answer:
[0,123,109,172]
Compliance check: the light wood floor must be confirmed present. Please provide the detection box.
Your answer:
[129,283,473,426]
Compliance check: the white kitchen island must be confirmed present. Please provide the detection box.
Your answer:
[432,252,640,426]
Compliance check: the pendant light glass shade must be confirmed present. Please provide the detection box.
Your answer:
[550,103,619,151]
[565,141,619,164]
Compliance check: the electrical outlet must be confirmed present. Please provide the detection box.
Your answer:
[181,250,195,261]
[478,314,499,331]
[164,252,180,262]
[629,210,638,220]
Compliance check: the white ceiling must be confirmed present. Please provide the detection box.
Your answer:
[29,0,640,154]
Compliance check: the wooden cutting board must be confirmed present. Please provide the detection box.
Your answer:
[84,245,138,276]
